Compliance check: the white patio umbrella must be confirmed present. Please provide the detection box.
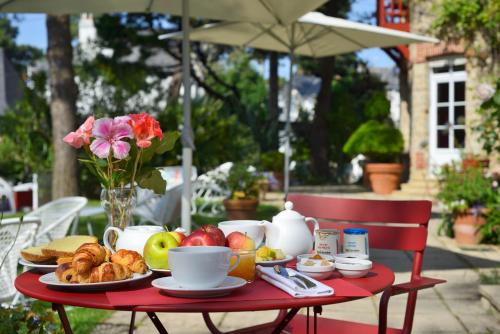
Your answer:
[0,0,327,232]
[161,11,439,196]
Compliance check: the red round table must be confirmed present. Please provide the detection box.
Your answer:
[15,262,394,334]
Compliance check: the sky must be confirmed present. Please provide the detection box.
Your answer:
[10,0,395,77]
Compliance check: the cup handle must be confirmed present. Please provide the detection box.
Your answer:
[306,217,319,232]
[228,253,241,272]
[103,226,122,253]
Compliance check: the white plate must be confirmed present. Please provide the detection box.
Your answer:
[39,271,153,291]
[150,268,171,276]
[19,259,58,273]
[256,255,294,267]
[152,276,247,298]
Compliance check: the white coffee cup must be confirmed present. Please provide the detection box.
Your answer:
[218,220,265,247]
[169,246,240,289]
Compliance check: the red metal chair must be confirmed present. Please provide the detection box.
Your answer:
[285,194,446,334]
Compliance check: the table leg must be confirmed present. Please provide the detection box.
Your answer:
[147,312,169,334]
[52,303,73,334]
[271,308,299,334]
[129,311,136,334]
[313,306,322,334]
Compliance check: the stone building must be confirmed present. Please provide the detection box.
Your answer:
[377,0,499,196]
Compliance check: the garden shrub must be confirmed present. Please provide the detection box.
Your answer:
[342,120,404,162]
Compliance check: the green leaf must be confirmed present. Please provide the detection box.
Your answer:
[155,131,180,154]
[137,169,166,195]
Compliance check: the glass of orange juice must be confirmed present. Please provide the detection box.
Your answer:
[228,249,256,282]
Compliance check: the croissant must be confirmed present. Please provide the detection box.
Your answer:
[55,262,76,283]
[88,262,132,283]
[72,243,107,274]
[57,257,73,265]
[111,249,147,274]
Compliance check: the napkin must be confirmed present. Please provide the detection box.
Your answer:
[256,265,334,298]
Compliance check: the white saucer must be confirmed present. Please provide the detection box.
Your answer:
[19,259,57,273]
[39,271,153,291]
[256,255,294,267]
[151,276,247,298]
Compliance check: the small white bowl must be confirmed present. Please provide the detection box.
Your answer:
[335,260,372,278]
[334,253,369,263]
[297,262,335,280]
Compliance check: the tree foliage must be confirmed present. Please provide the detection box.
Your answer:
[0,73,52,182]
[0,15,42,72]
[431,0,500,68]
[156,99,258,174]
[474,79,500,156]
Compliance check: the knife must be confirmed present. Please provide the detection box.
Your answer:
[273,265,307,289]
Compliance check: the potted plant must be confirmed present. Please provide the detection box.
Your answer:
[436,164,496,245]
[220,163,259,220]
[343,120,404,194]
[260,151,284,190]
[343,92,404,194]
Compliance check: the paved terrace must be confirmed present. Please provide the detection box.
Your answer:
[93,190,500,334]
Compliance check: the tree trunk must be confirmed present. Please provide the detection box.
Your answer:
[268,52,279,117]
[310,56,335,180]
[46,15,78,199]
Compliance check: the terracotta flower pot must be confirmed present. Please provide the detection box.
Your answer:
[365,163,403,195]
[223,198,259,220]
[453,211,486,245]
[462,159,490,169]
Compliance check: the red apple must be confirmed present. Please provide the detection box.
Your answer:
[200,225,226,246]
[180,230,217,246]
[168,231,186,244]
[226,232,255,250]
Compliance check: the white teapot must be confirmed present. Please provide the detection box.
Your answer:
[260,201,319,257]
[103,225,163,256]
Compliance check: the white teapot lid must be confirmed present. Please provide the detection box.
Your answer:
[274,201,304,221]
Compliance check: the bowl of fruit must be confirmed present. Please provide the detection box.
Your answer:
[255,246,292,267]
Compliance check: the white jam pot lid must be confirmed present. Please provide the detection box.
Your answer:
[273,201,304,222]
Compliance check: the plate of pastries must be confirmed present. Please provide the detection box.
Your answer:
[36,241,151,291]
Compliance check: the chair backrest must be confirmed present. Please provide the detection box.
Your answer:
[133,185,183,225]
[26,196,87,244]
[0,218,40,302]
[288,194,431,276]
[288,194,433,333]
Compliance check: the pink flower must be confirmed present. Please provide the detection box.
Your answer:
[63,116,95,148]
[90,118,133,160]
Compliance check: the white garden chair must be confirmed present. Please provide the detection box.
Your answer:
[191,162,231,217]
[23,197,87,244]
[0,217,40,303]
[133,167,197,226]
[0,177,16,215]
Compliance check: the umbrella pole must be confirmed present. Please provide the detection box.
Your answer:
[284,50,295,198]
[181,0,192,233]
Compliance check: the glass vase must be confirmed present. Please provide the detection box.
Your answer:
[100,187,136,230]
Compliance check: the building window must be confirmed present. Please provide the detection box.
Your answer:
[428,58,467,170]
[431,62,466,150]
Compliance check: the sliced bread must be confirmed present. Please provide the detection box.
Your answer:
[41,235,98,258]
[20,244,55,263]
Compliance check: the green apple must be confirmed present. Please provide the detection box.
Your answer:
[143,232,179,269]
